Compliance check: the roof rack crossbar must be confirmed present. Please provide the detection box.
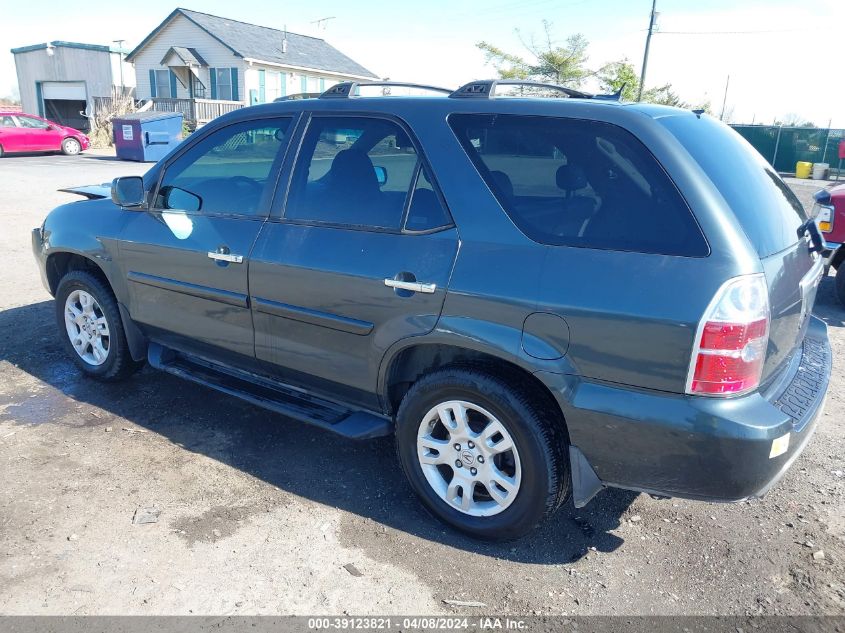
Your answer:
[449,79,593,100]
[320,81,453,99]
[274,93,322,102]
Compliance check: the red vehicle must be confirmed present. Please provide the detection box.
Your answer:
[815,185,845,304]
[0,112,90,157]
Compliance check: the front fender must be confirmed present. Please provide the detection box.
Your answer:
[39,198,130,301]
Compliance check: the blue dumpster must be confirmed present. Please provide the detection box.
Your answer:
[113,111,183,162]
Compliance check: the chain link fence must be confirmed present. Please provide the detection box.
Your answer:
[731,125,845,175]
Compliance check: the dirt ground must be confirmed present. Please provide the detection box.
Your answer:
[0,151,843,616]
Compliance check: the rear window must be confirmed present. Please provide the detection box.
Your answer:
[448,113,708,256]
[659,115,807,257]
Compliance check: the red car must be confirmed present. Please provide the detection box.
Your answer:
[815,184,845,304]
[0,112,90,157]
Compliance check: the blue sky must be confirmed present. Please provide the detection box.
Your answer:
[2,0,843,125]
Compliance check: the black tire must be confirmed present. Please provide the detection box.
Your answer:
[395,366,570,540]
[55,270,143,381]
[0,145,4,158]
[61,137,81,156]
[836,266,845,307]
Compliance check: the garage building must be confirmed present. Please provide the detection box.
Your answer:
[11,41,135,131]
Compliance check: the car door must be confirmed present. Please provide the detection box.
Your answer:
[0,114,30,152]
[14,115,63,151]
[118,115,295,361]
[249,114,458,407]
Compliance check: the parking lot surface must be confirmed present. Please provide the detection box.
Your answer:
[1,151,844,615]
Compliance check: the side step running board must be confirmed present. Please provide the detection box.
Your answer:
[148,343,392,440]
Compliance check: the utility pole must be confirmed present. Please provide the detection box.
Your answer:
[719,74,730,121]
[637,0,657,102]
[112,39,125,92]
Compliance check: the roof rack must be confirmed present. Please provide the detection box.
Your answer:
[449,79,593,100]
[320,81,453,99]
[274,93,322,102]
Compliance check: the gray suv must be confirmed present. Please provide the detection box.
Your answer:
[32,80,832,539]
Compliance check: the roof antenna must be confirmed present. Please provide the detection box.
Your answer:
[282,25,288,53]
[594,83,625,101]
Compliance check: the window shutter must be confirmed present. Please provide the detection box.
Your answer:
[230,68,239,101]
[319,78,325,92]
[209,68,217,99]
[280,72,286,97]
[300,76,307,93]
[258,69,265,103]
[149,69,157,98]
[169,70,178,98]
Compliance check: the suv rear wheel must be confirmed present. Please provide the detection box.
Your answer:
[55,270,142,381]
[395,366,569,540]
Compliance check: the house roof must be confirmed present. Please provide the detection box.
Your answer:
[161,46,208,67]
[11,41,129,55]
[126,8,378,79]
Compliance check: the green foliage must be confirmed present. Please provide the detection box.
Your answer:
[479,23,709,110]
[477,21,591,87]
[596,60,640,101]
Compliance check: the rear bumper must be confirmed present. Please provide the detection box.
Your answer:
[541,316,831,503]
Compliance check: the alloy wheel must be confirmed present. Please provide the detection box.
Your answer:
[416,400,522,517]
[64,290,110,366]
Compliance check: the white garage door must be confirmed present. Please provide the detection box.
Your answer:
[42,82,86,100]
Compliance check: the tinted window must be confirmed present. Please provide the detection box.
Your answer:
[659,114,806,257]
[449,114,708,256]
[285,117,419,230]
[0,115,16,127]
[155,117,292,216]
[405,166,452,232]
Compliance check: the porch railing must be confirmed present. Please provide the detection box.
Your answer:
[150,98,244,125]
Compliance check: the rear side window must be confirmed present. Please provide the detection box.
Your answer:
[285,117,419,230]
[659,115,807,257]
[449,114,708,256]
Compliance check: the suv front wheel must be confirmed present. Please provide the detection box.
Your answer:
[55,270,143,381]
[395,366,569,540]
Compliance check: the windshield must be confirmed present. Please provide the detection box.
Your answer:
[659,114,807,257]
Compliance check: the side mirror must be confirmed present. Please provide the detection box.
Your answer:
[111,176,146,208]
[161,185,202,212]
[374,165,388,186]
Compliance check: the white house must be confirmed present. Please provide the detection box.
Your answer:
[11,41,135,131]
[125,8,378,123]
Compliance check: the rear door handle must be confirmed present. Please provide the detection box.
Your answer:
[384,279,437,294]
[208,251,243,263]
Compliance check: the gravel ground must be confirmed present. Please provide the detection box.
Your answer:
[0,150,843,616]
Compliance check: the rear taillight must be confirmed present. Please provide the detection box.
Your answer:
[687,274,770,396]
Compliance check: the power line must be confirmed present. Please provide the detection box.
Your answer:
[656,28,811,35]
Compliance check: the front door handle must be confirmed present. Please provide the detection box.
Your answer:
[384,278,437,294]
[208,251,243,264]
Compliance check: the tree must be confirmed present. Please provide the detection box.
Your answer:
[477,21,591,87]
[596,59,640,101]
[778,113,815,127]
[478,22,710,109]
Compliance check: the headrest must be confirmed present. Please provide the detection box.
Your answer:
[556,164,587,191]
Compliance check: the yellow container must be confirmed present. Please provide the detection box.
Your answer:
[796,161,813,179]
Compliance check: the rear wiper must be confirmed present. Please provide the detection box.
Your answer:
[797,218,826,254]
